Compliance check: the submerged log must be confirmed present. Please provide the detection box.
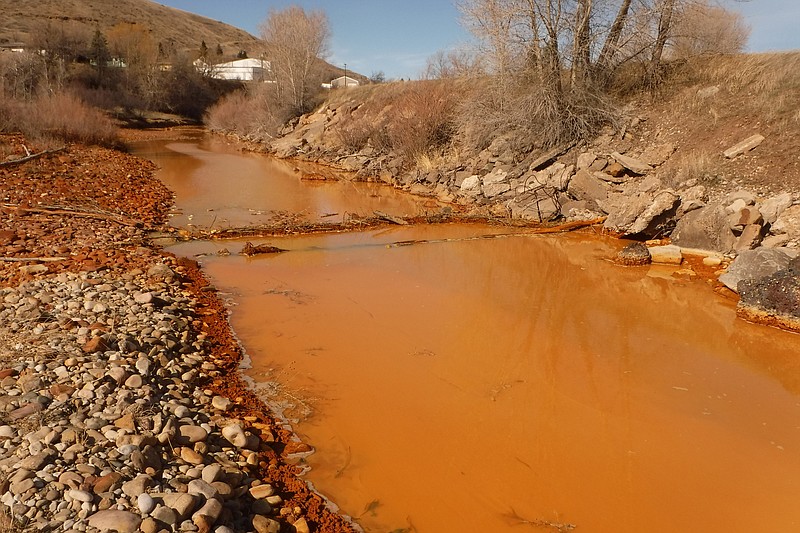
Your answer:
[241,242,287,256]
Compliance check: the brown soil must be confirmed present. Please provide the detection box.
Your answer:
[0,133,358,533]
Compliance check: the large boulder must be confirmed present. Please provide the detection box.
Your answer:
[760,193,793,225]
[771,204,800,240]
[671,201,737,253]
[600,178,679,236]
[718,248,794,292]
[567,169,610,209]
[737,257,800,332]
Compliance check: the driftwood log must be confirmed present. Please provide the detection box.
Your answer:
[0,147,66,168]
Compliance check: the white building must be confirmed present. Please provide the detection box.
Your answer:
[330,75,360,88]
[198,58,271,82]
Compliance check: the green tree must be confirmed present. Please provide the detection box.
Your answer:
[89,29,111,83]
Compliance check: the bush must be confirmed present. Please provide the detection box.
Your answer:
[204,84,293,140]
[385,80,458,161]
[0,91,119,147]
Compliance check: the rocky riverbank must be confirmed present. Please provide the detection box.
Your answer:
[0,134,357,533]
[258,71,800,332]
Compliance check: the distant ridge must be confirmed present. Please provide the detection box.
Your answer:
[0,0,262,56]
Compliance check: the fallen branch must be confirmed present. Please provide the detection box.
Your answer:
[1,204,141,227]
[373,210,408,225]
[0,257,67,263]
[0,147,66,168]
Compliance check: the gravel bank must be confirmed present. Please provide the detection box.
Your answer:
[0,134,357,532]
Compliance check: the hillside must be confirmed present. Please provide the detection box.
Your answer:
[0,0,262,56]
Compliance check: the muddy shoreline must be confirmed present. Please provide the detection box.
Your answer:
[0,133,358,532]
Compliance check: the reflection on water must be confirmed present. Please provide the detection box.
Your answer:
[131,129,439,230]
[147,130,800,533]
[171,229,800,533]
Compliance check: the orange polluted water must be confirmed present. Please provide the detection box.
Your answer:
[144,132,800,532]
[172,230,800,533]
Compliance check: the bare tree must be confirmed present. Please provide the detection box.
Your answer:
[669,2,750,58]
[259,6,330,114]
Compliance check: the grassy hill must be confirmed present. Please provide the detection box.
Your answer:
[0,0,262,57]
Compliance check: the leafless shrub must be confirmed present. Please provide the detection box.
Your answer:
[457,77,619,154]
[204,84,293,141]
[669,2,750,59]
[386,80,458,161]
[332,117,375,152]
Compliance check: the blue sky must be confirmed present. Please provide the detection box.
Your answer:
[157,0,799,80]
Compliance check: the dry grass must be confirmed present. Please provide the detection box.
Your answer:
[661,149,722,188]
[0,92,119,146]
[661,52,800,133]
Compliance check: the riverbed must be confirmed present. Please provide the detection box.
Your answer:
[134,130,800,533]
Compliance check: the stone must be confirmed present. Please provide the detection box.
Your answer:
[738,267,800,331]
[723,134,765,159]
[601,184,679,237]
[201,464,223,484]
[576,152,596,170]
[771,205,800,240]
[10,402,43,420]
[115,412,136,431]
[648,245,683,265]
[93,472,123,494]
[152,505,179,526]
[459,175,480,193]
[248,484,275,499]
[727,189,757,206]
[211,396,231,411]
[194,498,223,522]
[671,201,737,253]
[640,143,676,167]
[134,292,154,304]
[187,479,219,500]
[760,193,793,225]
[734,224,765,251]
[482,181,511,198]
[140,517,159,533]
[161,493,199,519]
[181,447,205,465]
[122,474,153,498]
[508,194,560,222]
[762,234,791,248]
[178,424,208,444]
[611,152,653,174]
[734,207,764,229]
[138,493,156,515]
[252,515,281,533]
[221,424,248,448]
[617,242,651,266]
[293,517,311,533]
[606,162,626,177]
[719,248,794,293]
[87,510,142,533]
[567,169,610,207]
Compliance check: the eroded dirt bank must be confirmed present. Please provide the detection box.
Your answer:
[0,133,357,532]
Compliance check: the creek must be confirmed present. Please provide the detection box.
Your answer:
[133,130,800,533]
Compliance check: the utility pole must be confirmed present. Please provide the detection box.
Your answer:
[344,63,348,87]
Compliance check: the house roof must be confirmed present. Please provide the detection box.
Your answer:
[215,58,269,69]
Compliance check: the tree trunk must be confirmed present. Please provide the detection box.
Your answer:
[596,0,632,73]
[651,0,675,66]
[570,0,593,89]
